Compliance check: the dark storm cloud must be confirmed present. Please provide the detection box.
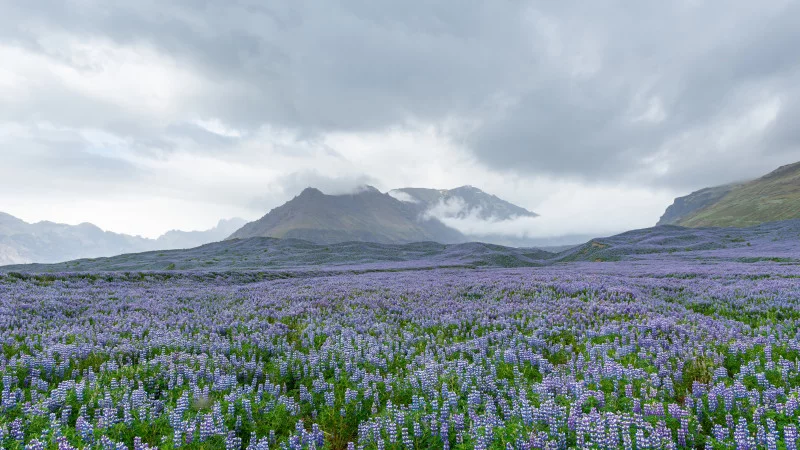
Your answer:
[467,1,800,187]
[2,0,800,189]
[1,1,530,131]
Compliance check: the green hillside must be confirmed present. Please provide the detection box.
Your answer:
[674,161,800,227]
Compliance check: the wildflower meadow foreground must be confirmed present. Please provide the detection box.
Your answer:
[1,261,799,449]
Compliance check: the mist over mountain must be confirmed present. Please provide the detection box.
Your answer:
[658,161,800,227]
[2,181,623,266]
[0,213,245,265]
[389,186,538,221]
[227,184,557,246]
[0,184,575,265]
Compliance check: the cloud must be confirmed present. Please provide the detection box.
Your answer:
[0,123,145,194]
[1,0,799,238]
[0,1,525,133]
[278,171,380,196]
[420,196,518,222]
[425,183,673,239]
[248,171,381,212]
[465,2,800,188]
[387,190,419,203]
[3,0,797,191]
[419,196,545,239]
[422,197,468,220]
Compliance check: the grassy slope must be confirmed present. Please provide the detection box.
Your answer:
[679,162,800,227]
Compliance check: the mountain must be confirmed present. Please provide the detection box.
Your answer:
[155,218,247,249]
[229,185,542,246]
[0,213,150,265]
[1,184,545,264]
[658,161,800,227]
[389,186,537,220]
[228,186,465,244]
[389,186,560,246]
[0,213,245,265]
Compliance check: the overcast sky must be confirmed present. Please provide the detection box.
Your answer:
[2,0,799,239]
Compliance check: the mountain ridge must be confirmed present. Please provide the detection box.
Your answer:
[0,185,546,264]
[0,213,246,265]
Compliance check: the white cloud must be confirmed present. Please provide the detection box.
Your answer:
[427,183,674,239]
[421,196,494,221]
[193,118,244,138]
[0,37,206,121]
[387,190,419,203]
[0,116,682,239]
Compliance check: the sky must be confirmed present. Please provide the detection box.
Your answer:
[1,0,799,239]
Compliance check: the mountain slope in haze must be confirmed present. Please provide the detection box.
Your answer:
[0,213,150,265]
[0,213,246,265]
[6,220,798,273]
[228,186,465,244]
[389,186,538,220]
[389,186,569,247]
[658,161,800,227]
[1,239,553,272]
[155,218,248,249]
[230,185,543,246]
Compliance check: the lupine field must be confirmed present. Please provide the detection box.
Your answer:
[1,252,800,449]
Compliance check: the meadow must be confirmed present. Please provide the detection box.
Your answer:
[1,259,799,449]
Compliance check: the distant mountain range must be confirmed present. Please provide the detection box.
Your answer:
[228,185,538,245]
[658,161,800,227]
[1,185,544,265]
[0,214,246,265]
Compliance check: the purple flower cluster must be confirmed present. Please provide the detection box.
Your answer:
[0,258,799,449]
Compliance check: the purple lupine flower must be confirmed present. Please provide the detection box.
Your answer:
[734,418,751,450]
[226,431,242,450]
[785,425,798,450]
[25,439,46,450]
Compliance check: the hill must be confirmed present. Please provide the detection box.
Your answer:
[5,220,798,272]
[1,238,553,272]
[562,219,800,263]
[658,161,800,227]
